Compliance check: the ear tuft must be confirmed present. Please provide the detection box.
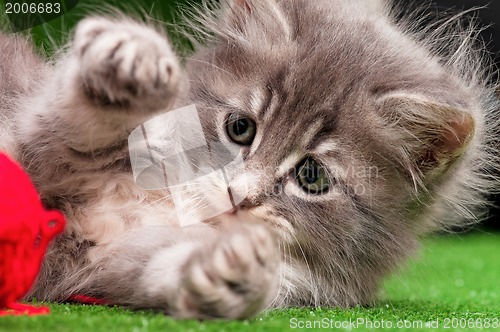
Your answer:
[234,0,253,14]
[225,0,253,28]
[438,111,475,156]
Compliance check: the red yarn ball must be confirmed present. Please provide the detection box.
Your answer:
[0,153,65,316]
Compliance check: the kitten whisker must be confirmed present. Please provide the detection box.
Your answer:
[187,58,237,78]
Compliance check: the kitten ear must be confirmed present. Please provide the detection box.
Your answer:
[379,93,475,178]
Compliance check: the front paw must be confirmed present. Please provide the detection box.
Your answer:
[176,224,280,319]
[74,17,181,111]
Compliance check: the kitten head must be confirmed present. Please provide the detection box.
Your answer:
[179,0,496,305]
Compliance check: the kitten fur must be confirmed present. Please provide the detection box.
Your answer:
[0,0,498,319]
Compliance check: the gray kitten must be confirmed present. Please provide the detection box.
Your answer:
[0,0,498,319]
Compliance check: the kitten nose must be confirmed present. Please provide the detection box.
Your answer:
[227,169,268,208]
[236,197,260,208]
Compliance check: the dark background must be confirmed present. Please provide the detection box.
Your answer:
[423,0,500,66]
[428,0,500,230]
[439,0,500,51]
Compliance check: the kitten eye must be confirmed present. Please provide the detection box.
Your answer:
[226,113,256,146]
[295,157,330,194]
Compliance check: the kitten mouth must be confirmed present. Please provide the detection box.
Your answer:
[226,207,237,214]
[204,206,241,227]
[227,187,237,213]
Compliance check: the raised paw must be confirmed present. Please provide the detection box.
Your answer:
[73,17,181,112]
[176,224,280,319]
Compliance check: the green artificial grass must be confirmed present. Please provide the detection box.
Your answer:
[1,231,499,332]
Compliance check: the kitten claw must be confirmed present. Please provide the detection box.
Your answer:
[73,17,181,112]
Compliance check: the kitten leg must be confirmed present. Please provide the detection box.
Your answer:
[17,17,182,163]
[94,223,280,319]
